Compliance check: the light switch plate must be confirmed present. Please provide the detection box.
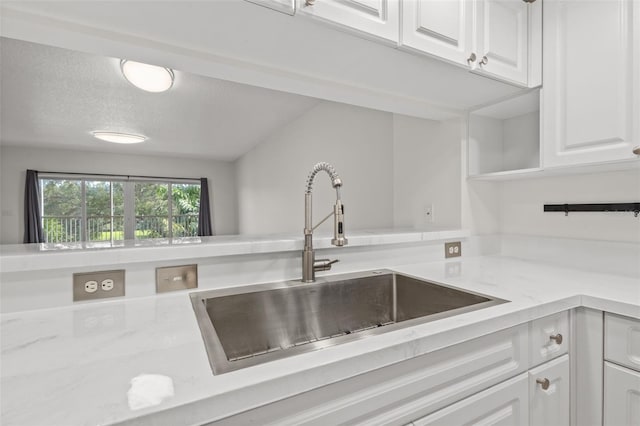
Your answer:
[156,264,198,293]
[444,241,462,258]
[73,270,125,301]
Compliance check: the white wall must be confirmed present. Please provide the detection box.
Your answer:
[236,101,395,235]
[393,116,461,230]
[499,170,640,242]
[0,146,238,243]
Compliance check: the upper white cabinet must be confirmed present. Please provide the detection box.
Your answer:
[245,0,296,15]
[298,0,400,43]
[473,0,529,85]
[401,0,540,87]
[400,0,473,66]
[542,0,640,168]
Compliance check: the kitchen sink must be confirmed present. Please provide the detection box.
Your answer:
[191,270,507,374]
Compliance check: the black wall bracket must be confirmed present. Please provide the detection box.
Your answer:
[544,203,640,217]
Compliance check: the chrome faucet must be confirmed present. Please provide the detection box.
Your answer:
[302,162,347,282]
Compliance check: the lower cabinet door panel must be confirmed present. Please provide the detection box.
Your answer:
[529,354,570,426]
[411,373,529,426]
[604,361,640,426]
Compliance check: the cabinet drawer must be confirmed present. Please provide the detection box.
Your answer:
[603,361,640,426]
[529,354,570,426]
[215,324,528,426]
[411,373,529,426]
[530,311,569,367]
[605,313,640,372]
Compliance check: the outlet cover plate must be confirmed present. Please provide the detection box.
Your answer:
[444,241,462,258]
[73,269,125,301]
[156,264,198,293]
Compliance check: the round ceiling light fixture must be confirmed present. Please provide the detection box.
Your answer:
[92,131,147,144]
[120,59,174,93]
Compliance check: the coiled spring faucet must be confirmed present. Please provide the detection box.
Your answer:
[302,162,347,282]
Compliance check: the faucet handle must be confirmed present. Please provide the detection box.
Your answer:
[314,259,339,272]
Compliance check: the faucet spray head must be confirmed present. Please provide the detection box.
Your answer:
[332,199,347,247]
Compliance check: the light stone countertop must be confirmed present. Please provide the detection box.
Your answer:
[0,229,468,273]
[1,255,639,426]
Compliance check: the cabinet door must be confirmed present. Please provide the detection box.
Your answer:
[604,361,640,426]
[542,0,640,167]
[400,0,473,67]
[529,354,570,426]
[412,373,529,426]
[298,0,399,43]
[474,0,529,85]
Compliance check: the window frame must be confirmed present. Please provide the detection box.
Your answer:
[39,173,201,243]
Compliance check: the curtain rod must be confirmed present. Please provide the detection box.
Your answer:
[35,170,201,182]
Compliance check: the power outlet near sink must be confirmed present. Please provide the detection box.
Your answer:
[73,270,125,302]
[444,241,462,258]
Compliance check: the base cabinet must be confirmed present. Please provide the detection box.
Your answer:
[604,313,640,426]
[529,354,570,426]
[411,373,529,426]
[604,362,640,426]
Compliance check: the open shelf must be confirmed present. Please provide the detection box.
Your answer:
[468,89,541,178]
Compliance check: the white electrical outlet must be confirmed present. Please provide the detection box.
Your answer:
[101,279,114,291]
[84,280,98,293]
[73,270,125,301]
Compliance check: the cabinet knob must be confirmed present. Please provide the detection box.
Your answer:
[467,53,477,64]
[633,146,640,155]
[305,0,316,5]
[536,378,550,390]
[479,55,489,66]
[550,333,563,344]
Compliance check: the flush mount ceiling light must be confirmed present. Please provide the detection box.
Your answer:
[120,59,174,93]
[92,131,147,144]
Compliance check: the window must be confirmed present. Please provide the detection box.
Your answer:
[40,176,201,243]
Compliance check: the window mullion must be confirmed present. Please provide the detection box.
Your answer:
[81,180,86,242]
[110,182,114,243]
[124,182,135,240]
[168,182,173,239]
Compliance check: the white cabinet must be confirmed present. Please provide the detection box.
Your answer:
[400,0,473,66]
[401,0,538,86]
[529,354,570,426]
[603,361,640,426]
[542,0,640,168]
[529,310,569,367]
[216,324,529,425]
[473,0,529,85]
[605,313,640,372]
[245,0,296,15]
[298,0,399,43]
[411,373,529,426]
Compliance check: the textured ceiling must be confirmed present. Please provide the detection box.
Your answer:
[0,37,320,161]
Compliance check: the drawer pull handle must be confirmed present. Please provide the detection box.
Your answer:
[536,378,550,390]
[550,334,563,344]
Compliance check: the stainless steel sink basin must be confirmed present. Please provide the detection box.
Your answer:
[191,270,507,374]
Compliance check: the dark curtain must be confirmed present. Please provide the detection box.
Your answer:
[23,169,44,243]
[197,177,213,236]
